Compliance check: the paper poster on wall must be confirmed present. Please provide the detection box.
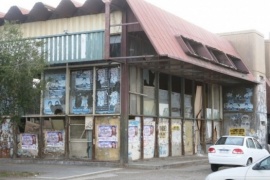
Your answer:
[46,131,64,147]
[98,125,118,148]
[128,118,141,160]
[71,92,91,114]
[21,133,38,150]
[158,119,169,157]
[85,117,93,130]
[96,68,109,89]
[44,98,64,115]
[98,141,117,149]
[70,70,93,114]
[109,67,120,87]
[44,73,66,115]
[95,67,120,114]
[143,118,155,159]
[75,70,92,90]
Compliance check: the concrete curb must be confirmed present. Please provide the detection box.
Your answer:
[126,159,208,170]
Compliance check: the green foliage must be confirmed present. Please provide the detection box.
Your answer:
[0,22,47,122]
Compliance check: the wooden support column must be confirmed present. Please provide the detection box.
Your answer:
[120,9,129,164]
[102,0,111,60]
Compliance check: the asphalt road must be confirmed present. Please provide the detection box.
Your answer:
[70,163,213,180]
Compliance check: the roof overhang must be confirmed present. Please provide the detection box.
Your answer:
[111,55,258,86]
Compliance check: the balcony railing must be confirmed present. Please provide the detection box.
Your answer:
[39,31,104,64]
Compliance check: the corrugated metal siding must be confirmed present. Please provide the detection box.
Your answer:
[40,31,104,64]
[21,11,122,38]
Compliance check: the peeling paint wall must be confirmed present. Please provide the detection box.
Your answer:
[223,82,268,147]
[0,118,13,158]
[171,119,181,156]
[255,78,267,147]
[184,120,193,155]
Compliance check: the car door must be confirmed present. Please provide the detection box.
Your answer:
[246,138,257,161]
[253,138,269,161]
[245,156,270,180]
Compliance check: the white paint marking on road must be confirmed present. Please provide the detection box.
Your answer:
[32,168,123,180]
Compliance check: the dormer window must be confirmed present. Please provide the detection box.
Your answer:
[227,54,249,74]
[206,47,233,68]
[176,36,212,60]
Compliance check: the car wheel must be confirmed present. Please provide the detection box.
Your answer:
[246,158,252,166]
[211,164,219,172]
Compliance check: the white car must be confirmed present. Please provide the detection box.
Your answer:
[205,155,270,180]
[208,135,269,172]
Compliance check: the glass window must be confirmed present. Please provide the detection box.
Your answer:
[215,137,244,145]
[159,73,169,117]
[259,157,270,170]
[143,69,156,116]
[171,76,181,117]
[184,79,193,118]
[129,67,142,115]
[254,139,263,149]
[247,138,256,148]
[110,35,121,57]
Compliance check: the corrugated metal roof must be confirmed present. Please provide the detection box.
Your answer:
[127,0,239,59]
[26,2,55,22]
[126,0,256,83]
[4,6,29,22]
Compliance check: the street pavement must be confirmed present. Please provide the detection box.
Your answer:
[0,154,208,179]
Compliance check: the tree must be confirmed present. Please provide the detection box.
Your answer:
[0,22,47,123]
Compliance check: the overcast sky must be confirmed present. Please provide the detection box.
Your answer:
[1,0,270,39]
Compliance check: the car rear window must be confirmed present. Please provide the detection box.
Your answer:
[215,137,244,146]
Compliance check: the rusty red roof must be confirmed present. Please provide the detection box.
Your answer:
[0,12,4,18]
[127,0,240,59]
[127,0,256,83]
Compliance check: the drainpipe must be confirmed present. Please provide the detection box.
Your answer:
[102,0,112,60]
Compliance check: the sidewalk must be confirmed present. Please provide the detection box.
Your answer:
[0,154,208,179]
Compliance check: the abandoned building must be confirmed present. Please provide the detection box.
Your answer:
[0,0,269,164]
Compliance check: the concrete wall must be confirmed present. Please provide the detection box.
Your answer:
[265,40,270,80]
[220,30,265,77]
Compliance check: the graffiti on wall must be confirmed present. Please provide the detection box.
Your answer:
[223,113,254,136]
[256,82,267,113]
[223,87,253,112]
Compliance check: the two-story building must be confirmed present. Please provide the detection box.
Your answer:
[0,0,268,164]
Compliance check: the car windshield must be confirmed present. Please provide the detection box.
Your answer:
[215,137,244,146]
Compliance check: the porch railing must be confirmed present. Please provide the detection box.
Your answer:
[39,31,104,64]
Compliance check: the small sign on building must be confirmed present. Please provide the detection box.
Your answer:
[229,128,246,136]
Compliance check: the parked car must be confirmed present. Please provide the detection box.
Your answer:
[208,135,269,172]
[205,155,270,180]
